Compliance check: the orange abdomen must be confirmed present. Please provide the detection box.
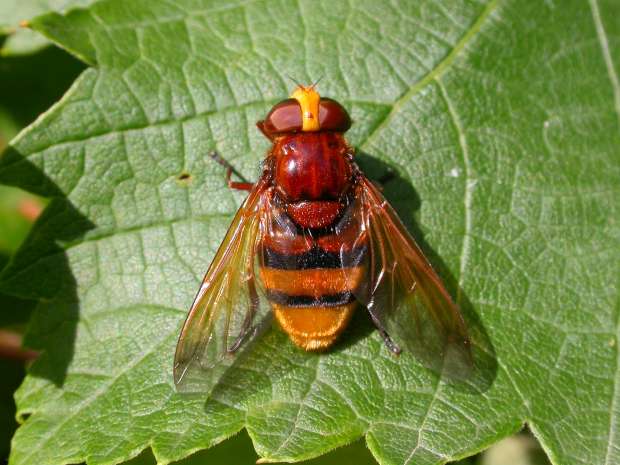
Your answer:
[258,200,366,350]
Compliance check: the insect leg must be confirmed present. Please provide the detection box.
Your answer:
[227,272,260,353]
[208,151,254,191]
[377,170,395,185]
[367,311,401,355]
[370,171,395,192]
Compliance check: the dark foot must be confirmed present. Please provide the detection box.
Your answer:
[380,329,401,355]
[208,151,254,191]
[378,170,395,185]
[368,311,402,355]
[228,330,248,353]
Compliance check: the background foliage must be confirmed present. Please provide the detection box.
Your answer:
[0,1,618,465]
[0,0,93,55]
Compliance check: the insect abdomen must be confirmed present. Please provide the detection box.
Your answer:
[259,205,366,350]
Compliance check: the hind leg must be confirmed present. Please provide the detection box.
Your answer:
[368,311,401,355]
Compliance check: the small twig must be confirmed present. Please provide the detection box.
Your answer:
[0,329,38,362]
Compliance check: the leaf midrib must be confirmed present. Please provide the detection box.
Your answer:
[588,0,620,130]
[580,2,619,463]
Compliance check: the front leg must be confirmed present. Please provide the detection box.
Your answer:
[209,151,254,192]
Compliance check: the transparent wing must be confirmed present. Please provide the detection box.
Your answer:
[344,175,472,378]
[173,178,273,392]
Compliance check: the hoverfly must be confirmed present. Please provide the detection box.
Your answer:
[174,85,471,390]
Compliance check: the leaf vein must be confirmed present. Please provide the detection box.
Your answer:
[359,0,498,152]
[17,328,175,465]
[589,0,620,129]
[435,79,473,304]
[270,356,321,455]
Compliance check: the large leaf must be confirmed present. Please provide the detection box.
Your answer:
[1,0,618,464]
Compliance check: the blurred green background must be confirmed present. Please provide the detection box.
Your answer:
[0,34,552,465]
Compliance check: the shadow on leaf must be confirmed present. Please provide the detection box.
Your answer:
[0,146,95,387]
[353,151,497,393]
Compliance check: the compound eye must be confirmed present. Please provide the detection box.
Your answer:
[318,98,352,133]
[257,95,352,139]
[259,99,303,137]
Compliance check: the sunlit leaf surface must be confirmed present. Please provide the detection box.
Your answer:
[0,1,618,464]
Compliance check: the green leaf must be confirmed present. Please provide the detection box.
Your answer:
[121,430,380,465]
[1,0,618,464]
[0,0,94,55]
[1,29,50,56]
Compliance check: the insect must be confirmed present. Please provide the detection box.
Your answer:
[174,85,471,390]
